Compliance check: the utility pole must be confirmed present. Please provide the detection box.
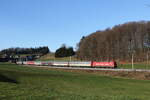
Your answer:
[54,57,55,63]
[132,53,134,69]
[147,48,149,69]
[147,53,148,68]
[130,39,134,69]
[70,56,71,62]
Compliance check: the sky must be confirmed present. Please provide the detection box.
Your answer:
[0,0,150,52]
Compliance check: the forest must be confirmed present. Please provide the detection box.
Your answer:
[77,21,150,62]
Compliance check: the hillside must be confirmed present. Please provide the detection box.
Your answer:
[38,53,78,61]
[77,21,150,62]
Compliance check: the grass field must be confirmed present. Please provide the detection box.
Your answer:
[0,63,150,100]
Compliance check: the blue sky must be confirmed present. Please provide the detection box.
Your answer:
[0,0,150,52]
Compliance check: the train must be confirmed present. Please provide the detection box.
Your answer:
[16,61,117,68]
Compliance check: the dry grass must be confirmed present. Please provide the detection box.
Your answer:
[38,53,79,61]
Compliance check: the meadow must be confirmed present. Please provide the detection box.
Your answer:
[0,63,150,100]
[118,63,150,69]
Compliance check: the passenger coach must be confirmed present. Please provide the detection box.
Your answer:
[16,61,117,68]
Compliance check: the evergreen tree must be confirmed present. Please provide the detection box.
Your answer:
[55,45,75,58]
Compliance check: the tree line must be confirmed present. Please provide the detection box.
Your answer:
[0,46,50,56]
[77,21,150,62]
